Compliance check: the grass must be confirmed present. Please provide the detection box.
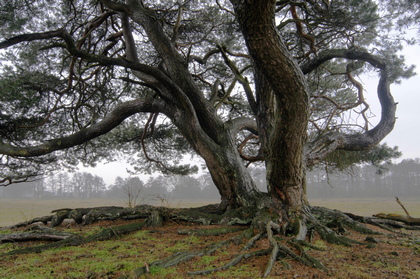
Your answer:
[1,197,419,278]
[1,219,419,278]
[0,231,160,279]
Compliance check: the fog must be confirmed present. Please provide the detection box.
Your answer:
[2,158,419,202]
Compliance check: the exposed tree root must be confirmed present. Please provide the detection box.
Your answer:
[344,212,420,232]
[373,213,420,226]
[263,221,280,277]
[2,203,419,277]
[0,225,73,243]
[188,249,271,276]
[1,221,147,256]
[178,226,245,236]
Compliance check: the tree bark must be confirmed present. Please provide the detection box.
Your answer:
[232,0,309,212]
[173,110,263,209]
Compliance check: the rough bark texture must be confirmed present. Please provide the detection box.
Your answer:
[232,0,309,212]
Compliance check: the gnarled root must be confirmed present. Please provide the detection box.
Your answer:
[186,205,381,277]
[2,204,396,277]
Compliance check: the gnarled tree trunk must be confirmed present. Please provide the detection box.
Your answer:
[174,112,263,209]
[232,0,309,214]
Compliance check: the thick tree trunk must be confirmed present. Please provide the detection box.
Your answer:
[175,112,263,209]
[232,0,310,212]
[123,2,263,210]
[204,144,264,209]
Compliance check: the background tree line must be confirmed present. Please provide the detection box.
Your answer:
[1,158,419,200]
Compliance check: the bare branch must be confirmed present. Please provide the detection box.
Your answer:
[218,45,257,114]
[290,5,317,57]
[346,64,370,131]
[99,0,129,12]
[238,134,264,164]
[171,4,184,45]
[140,113,174,172]
[301,48,386,74]
[395,197,411,217]
[189,48,220,64]
[0,29,65,49]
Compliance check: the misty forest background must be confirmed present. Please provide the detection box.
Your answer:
[2,158,419,202]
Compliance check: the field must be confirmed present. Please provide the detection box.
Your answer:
[1,198,419,278]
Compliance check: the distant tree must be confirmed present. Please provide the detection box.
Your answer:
[91,175,107,197]
[0,180,36,199]
[171,175,202,200]
[71,172,84,198]
[306,158,420,199]
[143,176,171,202]
[391,159,420,196]
[197,173,221,200]
[106,176,125,199]
[0,0,417,242]
[55,173,70,197]
[66,171,105,198]
[33,179,46,199]
[121,176,144,207]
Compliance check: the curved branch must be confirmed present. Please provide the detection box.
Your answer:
[302,48,395,165]
[301,48,386,74]
[0,29,65,49]
[238,134,264,163]
[290,5,316,57]
[306,66,396,165]
[226,117,258,139]
[189,48,220,64]
[0,98,167,157]
[226,117,264,164]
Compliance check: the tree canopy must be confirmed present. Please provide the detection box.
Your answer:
[0,0,417,210]
[2,2,420,275]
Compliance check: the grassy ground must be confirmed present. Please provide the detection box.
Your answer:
[1,218,419,278]
[0,198,419,278]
